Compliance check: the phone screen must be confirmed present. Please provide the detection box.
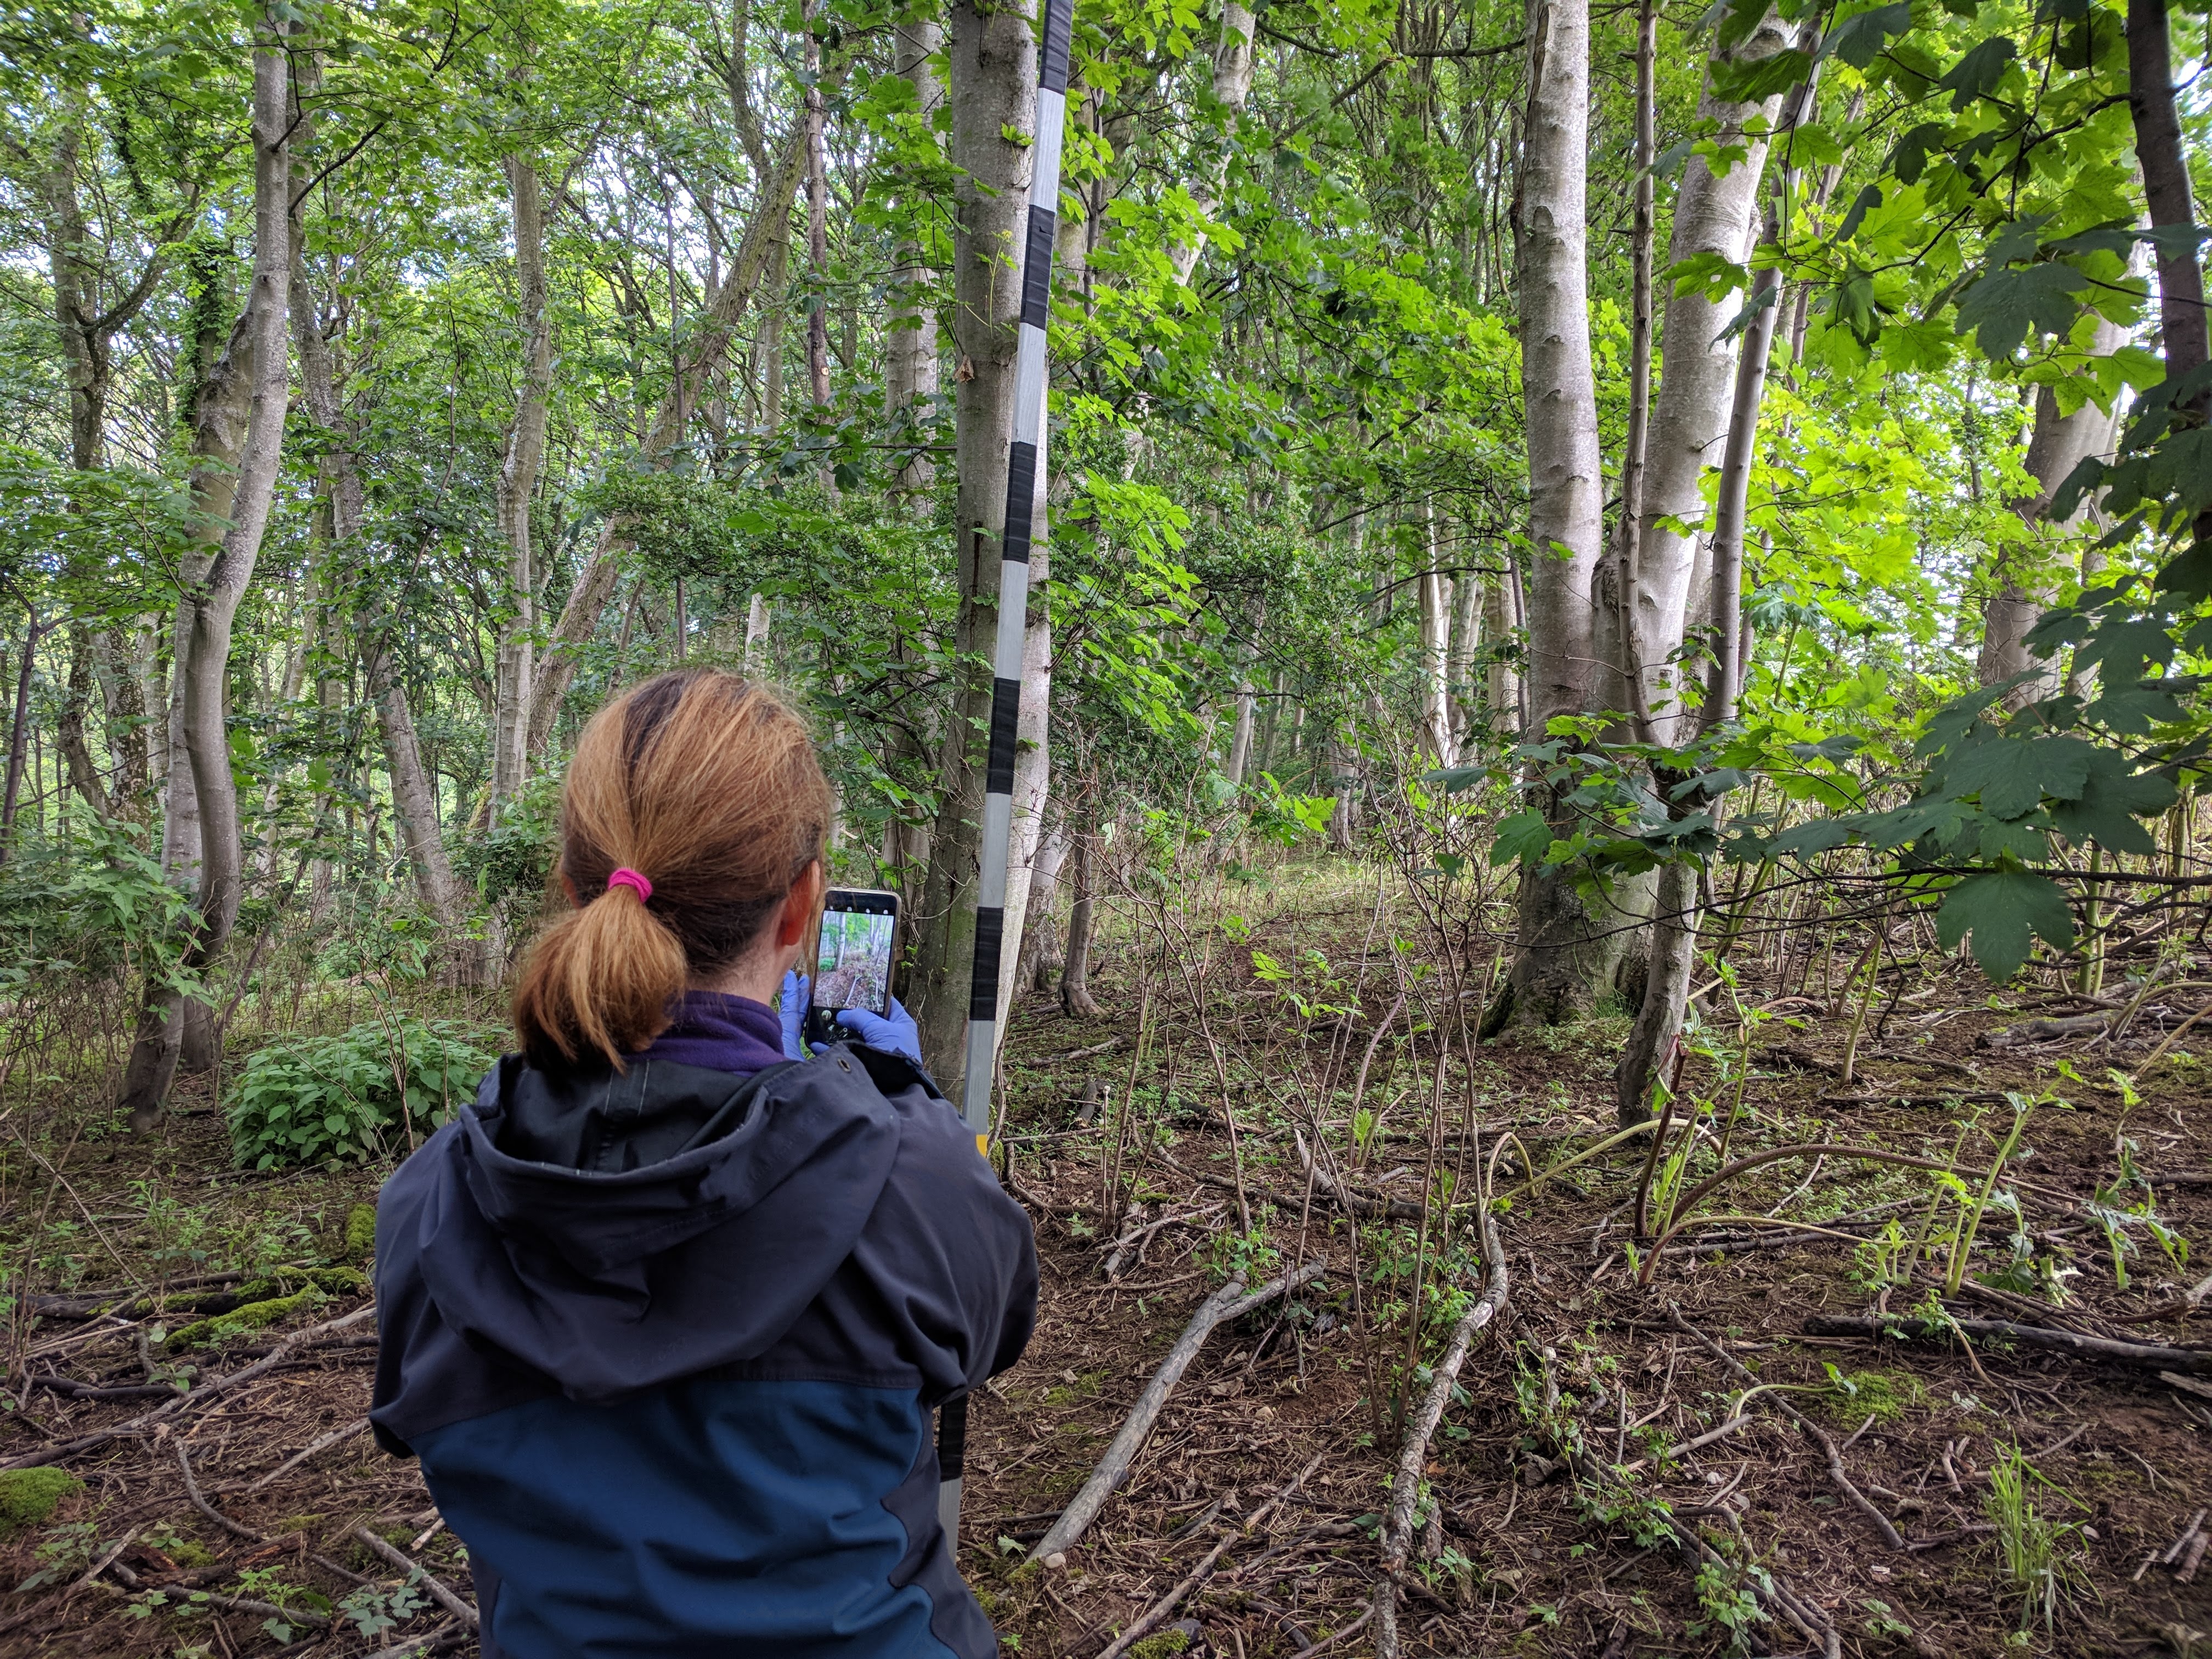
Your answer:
[812,891,898,1018]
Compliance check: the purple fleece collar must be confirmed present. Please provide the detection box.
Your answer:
[634,991,786,1077]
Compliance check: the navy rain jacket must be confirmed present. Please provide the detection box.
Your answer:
[371,1041,1037,1659]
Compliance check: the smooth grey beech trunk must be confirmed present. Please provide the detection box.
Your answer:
[909,0,1037,1079]
[489,153,555,825]
[120,41,290,1131]
[1626,15,1794,738]
[887,14,945,501]
[1977,315,2126,704]
[1498,0,1640,1030]
[1167,0,1256,286]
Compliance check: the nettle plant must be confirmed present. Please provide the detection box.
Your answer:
[227,1018,496,1170]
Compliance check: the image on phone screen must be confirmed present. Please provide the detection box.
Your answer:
[815,904,895,1016]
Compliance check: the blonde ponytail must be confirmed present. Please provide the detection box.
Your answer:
[511,670,833,1070]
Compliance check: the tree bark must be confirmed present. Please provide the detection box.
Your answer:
[909,0,1037,1077]
[1418,501,1454,766]
[1977,318,2126,703]
[1015,817,1068,994]
[1625,17,1795,737]
[887,12,945,503]
[58,624,111,821]
[289,190,465,937]
[1060,817,1100,1015]
[489,151,554,825]
[1167,0,1257,286]
[803,0,832,415]
[1500,0,1638,1029]
[120,38,291,1130]
[1613,0,1658,742]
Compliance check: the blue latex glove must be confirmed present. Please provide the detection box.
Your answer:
[837,997,924,1066]
[778,970,811,1062]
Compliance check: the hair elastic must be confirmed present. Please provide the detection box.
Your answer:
[606,867,653,903]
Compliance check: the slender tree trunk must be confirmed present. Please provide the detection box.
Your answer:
[1167,0,1257,286]
[1418,502,1454,766]
[888,13,945,504]
[1224,671,1257,785]
[1498,0,1633,1030]
[290,204,465,938]
[0,616,44,857]
[1060,817,1099,1017]
[120,39,290,1130]
[910,0,1038,1077]
[490,152,554,826]
[1613,0,1658,741]
[1977,316,2126,703]
[1624,18,1795,736]
[2125,0,2210,556]
[1015,817,1068,994]
[995,528,1053,1053]
[58,624,111,821]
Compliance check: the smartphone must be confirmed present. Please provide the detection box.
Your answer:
[804,888,900,1048]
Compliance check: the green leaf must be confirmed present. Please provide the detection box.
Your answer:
[1491,809,1555,868]
[1936,870,2074,981]
[1819,2,1912,67]
[2047,749,2179,853]
[1955,264,2091,359]
[1938,35,2017,108]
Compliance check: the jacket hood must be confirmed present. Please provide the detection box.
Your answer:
[391,1050,902,1402]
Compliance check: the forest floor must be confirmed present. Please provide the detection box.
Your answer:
[4,862,2212,1658]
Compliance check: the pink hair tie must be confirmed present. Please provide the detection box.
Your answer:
[606,867,653,903]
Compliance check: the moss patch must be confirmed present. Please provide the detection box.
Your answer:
[0,1468,83,1536]
[344,1203,378,1262]
[169,1285,326,1350]
[1129,1633,1192,1658]
[1821,1368,1922,1424]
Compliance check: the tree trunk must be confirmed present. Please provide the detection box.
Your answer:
[804,0,832,418]
[1977,318,2126,703]
[1481,569,1519,738]
[58,623,111,821]
[1624,18,1795,737]
[1499,0,1637,1030]
[1613,0,1658,741]
[489,152,554,825]
[1224,671,1257,785]
[995,527,1053,1053]
[120,38,290,1130]
[1418,501,1454,766]
[1167,0,1257,286]
[888,12,945,503]
[909,0,1037,1078]
[1015,817,1068,994]
[290,216,465,937]
[1060,820,1099,1017]
[0,618,42,857]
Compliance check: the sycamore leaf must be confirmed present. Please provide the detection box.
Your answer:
[1491,809,1555,868]
[1937,869,2074,981]
[2082,678,2187,735]
[1939,35,2018,108]
[2047,748,2179,853]
[1939,734,2096,818]
[1956,264,2091,358]
[1819,1,1912,66]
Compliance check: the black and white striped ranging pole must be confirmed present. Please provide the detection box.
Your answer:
[938,0,1074,1543]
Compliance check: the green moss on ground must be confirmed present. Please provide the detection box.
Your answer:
[344,1203,378,1261]
[0,1468,83,1535]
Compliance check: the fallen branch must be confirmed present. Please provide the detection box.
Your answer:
[1669,1304,1903,1550]
[1802,1312,2212,1374]
[1374,1179,1511,1658]
[353,1525,481,1630]
[1028,1260,1325,1563]
[0,1304,376,1471]
[1096,1454,1321,1659]
[250,1416,370,1491]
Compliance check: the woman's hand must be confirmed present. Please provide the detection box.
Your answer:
[778,970,811,1062]
[837,998,923,1066]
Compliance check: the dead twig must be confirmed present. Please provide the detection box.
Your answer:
[1028,1260,1326,1563]
[1669,1303,1903,1550]
[1803,1312,2212,1374]
[352,1525,481,1630]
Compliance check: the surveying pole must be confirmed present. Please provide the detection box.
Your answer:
[938,0,1075,1543]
